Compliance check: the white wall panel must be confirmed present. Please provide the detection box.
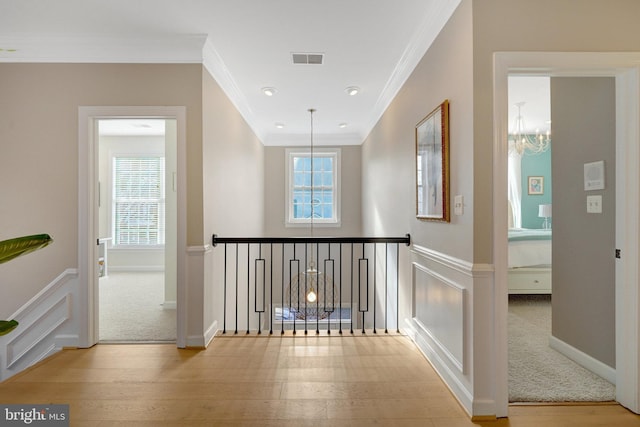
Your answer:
[413,262,464,371]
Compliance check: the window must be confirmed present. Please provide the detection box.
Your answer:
[113,156,165,246]
[286,148,340,226]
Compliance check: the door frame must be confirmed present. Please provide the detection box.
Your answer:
[493,52,640,416]
[78,106,187,348]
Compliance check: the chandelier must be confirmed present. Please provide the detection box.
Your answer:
[288,259,336,320]
[509,102,551,156]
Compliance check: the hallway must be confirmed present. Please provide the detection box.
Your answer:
[1,335,638,425]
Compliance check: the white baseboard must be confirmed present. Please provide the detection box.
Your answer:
[185,321,218,348]
[549,335,616,385]
[404,318,474,417]
[162,301,177,310]
[204,320,218,347]
[185,335,204,347]
[55,334,80,348]
[108,266,164,272]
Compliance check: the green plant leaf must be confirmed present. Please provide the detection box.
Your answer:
[0,234,53,264]
[0,320,19,336]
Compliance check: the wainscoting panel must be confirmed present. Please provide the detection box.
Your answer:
[0,269,80,381]
[6,294,71,369]
[405,244,495,417]
[413,262,465,371]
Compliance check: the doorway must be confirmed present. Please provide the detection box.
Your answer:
[492,52,640,417]
[506,75,616,403]
[78,106,187,349]
[97,118,177,342]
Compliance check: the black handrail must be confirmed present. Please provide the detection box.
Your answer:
[213,234,411,247]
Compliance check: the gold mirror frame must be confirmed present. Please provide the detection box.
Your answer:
[416,99,450,222]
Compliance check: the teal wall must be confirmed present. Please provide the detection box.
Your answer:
[520,143,552,229]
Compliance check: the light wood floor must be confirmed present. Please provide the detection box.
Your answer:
[1,334,639,426]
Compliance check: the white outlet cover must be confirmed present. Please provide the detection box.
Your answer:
[454,195,463,215]
[587,195,602,213]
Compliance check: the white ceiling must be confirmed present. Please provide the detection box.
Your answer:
[0,0,463,144]
[99,119,166,136]
[508,76,551,134]
[1,1,549,142]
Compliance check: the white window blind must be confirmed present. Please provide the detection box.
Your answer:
[113,156,165,246]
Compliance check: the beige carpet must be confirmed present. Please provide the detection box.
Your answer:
[508,294,615,402]
[99,271,176,342]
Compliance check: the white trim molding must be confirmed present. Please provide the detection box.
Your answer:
[549,335,616,385]
[78,106,188,349]
[412,244,473,275]
[285,147,341,227]
[407,246,495,417]
[184,244,214,348]
[404,317,474,415]
[493,52,640,416]
[162,301,177,310]
[0,269,79,381]
[412,262,465,373]
[364,0,462,140]
[0,34,207,64]
[202,38,260,142]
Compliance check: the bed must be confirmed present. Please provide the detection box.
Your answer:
[508,228,552,294]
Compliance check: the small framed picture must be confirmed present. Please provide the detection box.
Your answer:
[528,176,544,195]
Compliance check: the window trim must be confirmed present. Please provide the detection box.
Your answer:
[285,147,341,227]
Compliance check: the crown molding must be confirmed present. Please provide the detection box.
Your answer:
[362,0,462,140]
[262,132,363,147]
[0,33,207,63]
[202,37,264,142]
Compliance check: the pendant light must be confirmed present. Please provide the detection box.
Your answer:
[285,108,335,322]
[306,108,318,304]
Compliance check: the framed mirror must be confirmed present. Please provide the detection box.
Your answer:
[416,99,450,222]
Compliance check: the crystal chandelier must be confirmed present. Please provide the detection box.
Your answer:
[509,102,551,156]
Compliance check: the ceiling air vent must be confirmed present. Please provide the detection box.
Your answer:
[292,52,324,65]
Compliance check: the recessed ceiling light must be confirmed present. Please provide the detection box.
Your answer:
[345,86,360,96]
[339,123,348,128]
[275,123,285,129]
[262,87,277,97]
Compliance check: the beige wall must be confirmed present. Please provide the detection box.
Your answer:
[361,0,640,414]
[0,63,203,318]
[472,0,640,263]
[362,0,474,259]
[360,0,476,407]
[202,69,264,240]
[202,68,265,332]
[264,145,362,237]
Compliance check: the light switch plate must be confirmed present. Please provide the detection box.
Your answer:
[454,195,463,215]
[587,195,602,213]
